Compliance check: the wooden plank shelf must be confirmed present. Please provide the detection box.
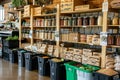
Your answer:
[22,26,31,28]
[61,8,102,14]
[61,25,102,28]
[33,13,56,17]
[33,26,56,28]
[108,45,120,48]
[21,16,30,19]
[61,41,100,46]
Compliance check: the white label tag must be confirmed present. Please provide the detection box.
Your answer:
[102,1,108,12]
[55,31,59,41]
[29,30,33,38]
[100,32,108,46]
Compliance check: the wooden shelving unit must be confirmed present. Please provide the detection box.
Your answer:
[18,0,120,69]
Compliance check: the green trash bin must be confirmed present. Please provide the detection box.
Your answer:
[64,62,81,80]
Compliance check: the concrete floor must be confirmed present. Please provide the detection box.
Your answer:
[0,58,50,80]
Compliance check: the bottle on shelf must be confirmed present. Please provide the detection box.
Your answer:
[77,14,83,26]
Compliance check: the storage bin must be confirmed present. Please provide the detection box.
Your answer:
[49,58,68,80]
[64,62,78,80]
[76,64,100,80]
[25,52,40,71]
[93,71,119,80]
[3,39,19,48]
[9,49,18,63]
[18,49,27,67]
[38,56,51,76]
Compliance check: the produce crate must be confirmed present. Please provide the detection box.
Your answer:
[33,7,42,16]
[3,39,19,48]
[38,56,51,76]
[64,62,79,80]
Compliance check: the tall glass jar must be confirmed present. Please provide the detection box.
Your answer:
[97,13,103,26]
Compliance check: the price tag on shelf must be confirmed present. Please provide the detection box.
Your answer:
[82,26,87,28]
[55,31,59,41]
[29,30,33,38]
[100,32,108,46]
[102,1,108,12]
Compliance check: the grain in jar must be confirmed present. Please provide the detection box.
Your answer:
[112,14,119,25]
[77,14,83,26]
[60,17,64,26]
[72,14,77,26]
[89,15,95,25]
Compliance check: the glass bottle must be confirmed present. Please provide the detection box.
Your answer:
[77,14,83,26]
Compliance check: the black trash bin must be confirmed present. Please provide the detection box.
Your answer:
[9,49,18,63]
[49,58,68,80]
[25,53,44,71]
[93,71,119,80]
[38,56,51,76]
[18,49,27,67]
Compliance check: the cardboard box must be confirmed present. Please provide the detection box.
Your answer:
[24,5,31,17]
[87,35,93,43]
[83,49,93,56]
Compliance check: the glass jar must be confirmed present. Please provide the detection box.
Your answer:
[83,16,89,26]
[60,17,64,26]
[89,16,95,25]
[77,16,83,26]
[68,17,72,27]
[97,13,103,26]
[112,15,119,25]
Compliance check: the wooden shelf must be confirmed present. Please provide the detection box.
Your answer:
[108,25,120,27]
[15,8,24,11]
[61,8,102,14]
[33,13,56,17]
[108,45,120,48]
[22,16,30,19]
[61,41,100,46]
[61,25,102,28]
[33,26,56,28]
[22,26,31,28]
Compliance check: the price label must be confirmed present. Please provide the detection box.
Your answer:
[29,30,33,38]
[102,1,108,12]
[82,26,87,28]
[55,31,59,41]
[100,32,108,46]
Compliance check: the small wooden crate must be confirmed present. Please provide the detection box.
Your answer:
[60,0,84,12]
[24,5,31,17]
[33,7,42,16]
[75,5,90,11]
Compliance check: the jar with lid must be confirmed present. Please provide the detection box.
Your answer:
[89,14,95,25]
[107,17,111,25]
[64,17,68,26]
[83,16,89,26]
[72,14,77,26]
[97,12,103,26]
[116,35,120,46]
[68,17,72,26]
[60,17,64,26]
[77,14,83,26]
[112,13,119,25]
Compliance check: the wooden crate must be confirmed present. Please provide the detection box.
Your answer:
[33,7,42,16]
[60,0,84,12]
[24,5,31,17]
[53,0,61,4]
